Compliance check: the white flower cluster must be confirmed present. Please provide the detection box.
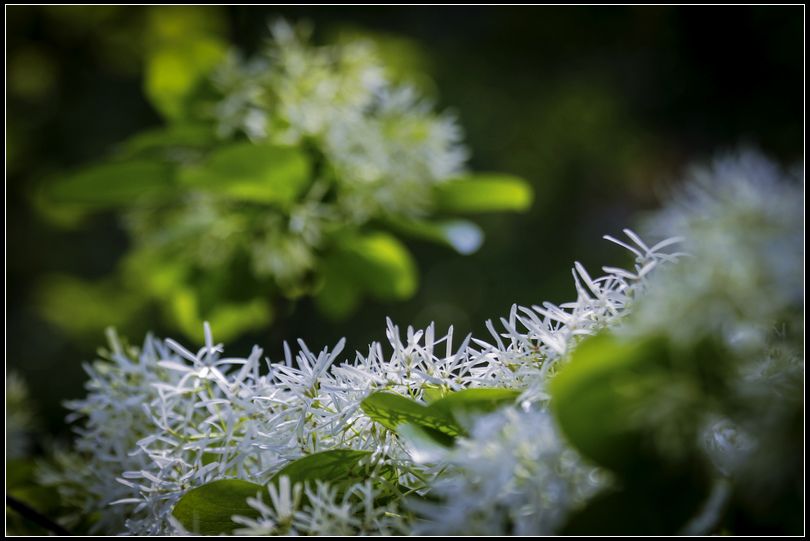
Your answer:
[48,226,674,535]
[635,149,804,346]
[230,475,412,536]
[126,20,470,303]
[212,19,468,220]
[410,407,608,536]
[634,150,804,501]
[47,149,802,535]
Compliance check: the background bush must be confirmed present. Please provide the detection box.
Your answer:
[6,6,803,440]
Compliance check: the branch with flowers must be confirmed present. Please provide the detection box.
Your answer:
[25,149,803,535]
[8,15,803,536]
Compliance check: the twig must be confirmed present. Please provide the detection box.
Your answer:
[6,494,73,536]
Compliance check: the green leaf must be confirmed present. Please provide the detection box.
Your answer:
[314,232,418,319]
[45,160,175,209]
[341,232,419,301]
[269,450,375,491]
[361,391,458,446]
[145,36,228,121]
[362,389,521,448]
[313,258,362,320]
[434,173,534,213]
[122,249,190,299]
[120,124,217,160]
[179,142,310,205]
[550,333,668,477]
[428,388,521,420]
[168,286,272,343]
[269,450,405,510]
[34,274,147,340]
[172,479,265,535]
[421,385,447,404]
[385,217,484,254]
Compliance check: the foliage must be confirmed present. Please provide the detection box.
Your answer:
[30,148,803,536]
[6,9,802,537]
[35,19,532,343]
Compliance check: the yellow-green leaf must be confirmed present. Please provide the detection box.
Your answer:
[341,232,418,301]
[361,391,458,446]
[179,142,310,205]
[428,388,521,420]
[434,173,534,213]
[144,36,228,121]
[45,160,175,208]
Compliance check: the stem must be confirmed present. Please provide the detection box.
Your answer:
[6,494,73,536]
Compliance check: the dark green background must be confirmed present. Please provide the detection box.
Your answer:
[6,6,804,438]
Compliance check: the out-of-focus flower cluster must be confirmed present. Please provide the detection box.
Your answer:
[126,20,468,299]
[40,149,802,535]
[213,20,468,219]
[634,151,804,524]
[40,219,674,535]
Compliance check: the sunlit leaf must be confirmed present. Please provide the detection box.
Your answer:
[35,274,147,339]
[45,161,174,208]
[421,386,447,404]
[178,142,310,205]
[361,391,458,446]
[315,232,418,318]
[168,287,272,343]
[145,36,228,121]
[122,250,190,298]
[434,173,534,213]
[427,388,521,420]
[269,450,373,490]
[172,479,264,535]
[341,233,418,301]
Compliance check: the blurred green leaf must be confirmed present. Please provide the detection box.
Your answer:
[172,479,263,535]
[169,286,272,343]
[433,173,534,214]
[179,142,311,205]
[144,36,228,121]
[120,124,217,160]
[385,217,484,255]
[313,258,363,320]
[315,231,418,320]
[6,459,75,536]
[123,249,190,299]
[342,232,418,301]
[45,161,175,209]
[550,333,668,478]
[35,274,148,340]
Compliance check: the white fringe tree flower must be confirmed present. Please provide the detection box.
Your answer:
[42,149,802,535]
